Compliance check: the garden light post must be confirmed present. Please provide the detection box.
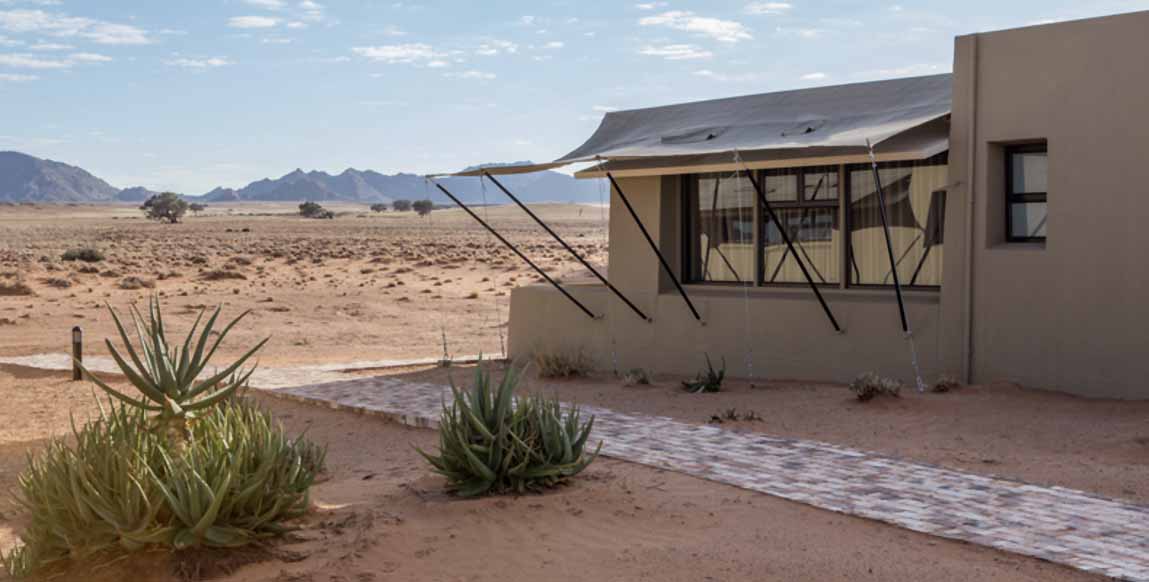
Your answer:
[71,325,83,381]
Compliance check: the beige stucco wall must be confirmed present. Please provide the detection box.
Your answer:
[949,11,1149,398]
[508,174,951,385]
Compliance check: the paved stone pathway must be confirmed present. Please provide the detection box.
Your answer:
[269,375,1149,581]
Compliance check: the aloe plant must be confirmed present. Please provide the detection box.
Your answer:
[682,354,725,393]
[419,363,601,497]
[79,299,267,433]
[1,398,324,578]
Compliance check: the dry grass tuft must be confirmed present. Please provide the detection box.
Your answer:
[534,348,593,379]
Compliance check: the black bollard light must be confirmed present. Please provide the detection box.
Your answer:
[71,325,83,381]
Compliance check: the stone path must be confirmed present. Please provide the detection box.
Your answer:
[270,375,1149,581]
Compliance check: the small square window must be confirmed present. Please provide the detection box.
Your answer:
[1006,143,1047,242]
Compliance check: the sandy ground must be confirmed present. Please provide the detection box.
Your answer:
[0,202,607,365]
[373,363,1149,506]
[0,367,1099,582]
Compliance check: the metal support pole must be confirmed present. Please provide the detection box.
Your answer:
[482,172,651,322]
[606,172,702,322]
[866,140,909,333]
[71,326,83,381]
[744,171,842,333]
[429,179,598,321]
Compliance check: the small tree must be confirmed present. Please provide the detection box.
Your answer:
[189,203,207,216]
[140,192,189,224]
[299,201,334,219]
[392,199,413,212]
[370,203,388,213]
[412,199,434,216]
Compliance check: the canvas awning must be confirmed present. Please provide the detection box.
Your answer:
[435,73,952,178]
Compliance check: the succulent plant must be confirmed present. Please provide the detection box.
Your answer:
[419,363,600,497]
[682,354,725,393]
[79,299,267,431]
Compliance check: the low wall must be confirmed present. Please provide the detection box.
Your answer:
[508,283,945,385]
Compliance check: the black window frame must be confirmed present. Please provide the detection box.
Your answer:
[680,156,947,291]
[844,152,948,290]
[758,166,840,287]
[1005,142,1048,243]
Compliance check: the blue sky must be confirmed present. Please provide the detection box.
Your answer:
[1,0,1147,193]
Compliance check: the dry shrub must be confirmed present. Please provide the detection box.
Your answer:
[118,276,155,290]
[534,348,592,379]
[849,372,902,402]
[932,374,961,393]
[200,270,247,281]
[60,248,104,263]
[0,280,34,296]
[39,277,72,289]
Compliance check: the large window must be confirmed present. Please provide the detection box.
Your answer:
[683,156,947,289]
[685,172,755,283]
[848,157,948,287]
[761,167,840,285]
[1006,143,1048,242]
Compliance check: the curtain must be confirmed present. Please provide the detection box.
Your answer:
[849,164,948,286]
[690,173,755,283]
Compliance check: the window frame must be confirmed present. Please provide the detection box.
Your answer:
[680,156,947,291]
[1004,142,1048,243]
[844,154,947,290]
[758,166,840,287]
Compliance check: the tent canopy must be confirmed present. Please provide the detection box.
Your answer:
[438,73,952,178]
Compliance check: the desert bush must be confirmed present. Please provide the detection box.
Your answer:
[189,203,207,216]
[0,397,324,578]
[849,372,902,402]
[118,276,155,290]
[200,269,247,281]
[418,364,600,496]
[622,367,651,386]
[682,354,725,393]
[140,192,189,224]
[412,200,434,216]
[534,348,592,379]
[932,373,961,393]
[298,201,333,219]
[60,248,105,263]
[392,199,413,212]
[39,276,72,289]
[0,280,34,296]
[369,203,387,212]
[77,299,267,441]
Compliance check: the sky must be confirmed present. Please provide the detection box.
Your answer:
[1,0,1147,194]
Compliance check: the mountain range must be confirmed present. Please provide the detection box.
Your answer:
[0,151,605,205]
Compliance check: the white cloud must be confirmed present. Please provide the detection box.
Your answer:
[0,50,109,68]
[776,25,823,38]
[0,9,150,44]
[475,39,517,56]
[744,2,791,15]
[228,15,280,28]
[28,41,68,50]
[445,69,495,80]
[285,21,306,29]
[639,10,751,43]
[544,40,564,49]
[635,2,668,9]
[852,62,948,79]
[352,43,441,64]
[244,0,286,8]
[165,56,232,69]
[592,105,618,112]
[694,68,764,82]
[382,25,405,36]
[638,44,713,60]
[299,0,325,22]
[66,51,111,62]
[0,72,36,81]
[426,59,448,67]
[800,72,827,80]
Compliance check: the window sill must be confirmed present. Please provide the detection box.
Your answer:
[681,284,941,304]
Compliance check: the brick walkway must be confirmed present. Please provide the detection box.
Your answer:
[270,375,1149,581]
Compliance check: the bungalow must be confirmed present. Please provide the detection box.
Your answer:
[434,10,1149,399]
